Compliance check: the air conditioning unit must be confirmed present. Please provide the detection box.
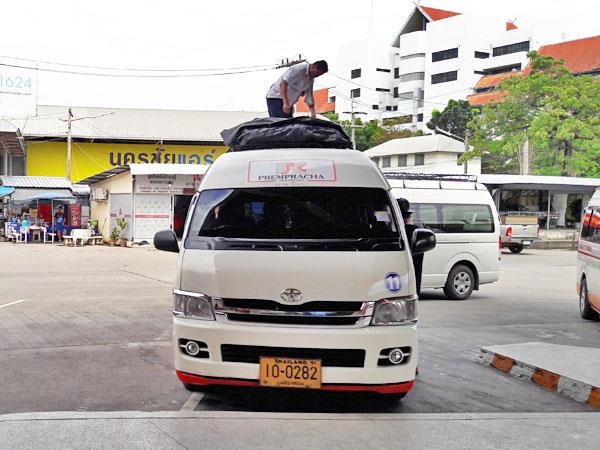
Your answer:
[91,188,108,200]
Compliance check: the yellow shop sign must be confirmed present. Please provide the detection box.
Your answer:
[26,141,228,182]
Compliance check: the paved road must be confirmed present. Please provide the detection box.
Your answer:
[0,244,597,414]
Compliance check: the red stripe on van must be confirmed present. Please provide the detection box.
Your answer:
[176,371,414,394]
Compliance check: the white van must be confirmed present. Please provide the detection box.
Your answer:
[577,188,600,321]
[155,148,436,399]
[387,175,500,300]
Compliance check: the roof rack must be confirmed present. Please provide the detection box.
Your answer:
[382,172,479,189]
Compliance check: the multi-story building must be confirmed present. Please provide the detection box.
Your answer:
[335,4,562,129]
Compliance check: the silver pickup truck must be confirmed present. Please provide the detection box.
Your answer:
[500,215,539,253]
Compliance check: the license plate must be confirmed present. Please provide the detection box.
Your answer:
[259,357,321,389]
[523,240,532,245]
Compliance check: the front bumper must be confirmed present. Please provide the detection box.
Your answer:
[173,317,418,390]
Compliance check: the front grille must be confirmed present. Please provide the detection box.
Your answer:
[221,344,366,368]
[214,298,373,327]
[222,299,364,312]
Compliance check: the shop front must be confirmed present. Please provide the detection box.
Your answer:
[81,164,208,243]
[0,175,89,241]
[480,174,600,234]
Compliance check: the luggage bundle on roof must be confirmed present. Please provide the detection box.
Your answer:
[221,117,352,151]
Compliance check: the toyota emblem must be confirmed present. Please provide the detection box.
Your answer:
[280,288,303,303]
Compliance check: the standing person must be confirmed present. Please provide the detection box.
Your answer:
[398,198,424,296]
[266,60,328,119]
[54,205,66,242]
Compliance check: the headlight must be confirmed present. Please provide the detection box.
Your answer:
[371,297,417,325]
[173,289,214,320]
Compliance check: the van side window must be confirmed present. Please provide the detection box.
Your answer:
[412,203,494,233]
[413,204,442,232]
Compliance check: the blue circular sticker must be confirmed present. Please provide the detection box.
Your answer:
[385,272,402,292]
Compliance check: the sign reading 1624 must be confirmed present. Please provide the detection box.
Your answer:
[0,74,33,91]
[0,66,37,117]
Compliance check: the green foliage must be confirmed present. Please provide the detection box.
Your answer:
[466,51,600,176]
[324,113,423,151]
[116,217,127,240]
[382,115,411,126]
[110,226,120,243]
[426,100,480,139]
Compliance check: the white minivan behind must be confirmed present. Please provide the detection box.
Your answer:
[388,175,501,300]
[577,187,600,321]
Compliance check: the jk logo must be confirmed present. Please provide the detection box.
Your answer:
[279,162,307,175]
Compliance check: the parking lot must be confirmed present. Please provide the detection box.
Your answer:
[0,244,597,415]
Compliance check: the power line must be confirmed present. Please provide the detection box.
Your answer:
[0,54,277,73]
[0,62,276,78]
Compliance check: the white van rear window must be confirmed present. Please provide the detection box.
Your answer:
[188,187,399,241]
[411,203,494,233]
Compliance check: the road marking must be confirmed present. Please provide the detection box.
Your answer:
[0,299,26,309]
[180,392,204,411]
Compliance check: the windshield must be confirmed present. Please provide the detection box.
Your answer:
[187,187,400,245]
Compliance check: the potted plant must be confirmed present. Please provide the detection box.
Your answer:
[109,226,120,246]
[116,217,128,247]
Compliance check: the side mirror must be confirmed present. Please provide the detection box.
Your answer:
[411,228,436,255]
[154,229,179,253]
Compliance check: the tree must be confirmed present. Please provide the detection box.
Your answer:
[466,51,600,176]
[426,100,479,139]
[323,112,423,151]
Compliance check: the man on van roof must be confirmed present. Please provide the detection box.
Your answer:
[266,60,328,119]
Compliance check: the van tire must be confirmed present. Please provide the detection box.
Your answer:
[444,264,475,300]
[508,244,524,254]
[380,392,407,403]
[580,278,600,321]
[183,382,204,392]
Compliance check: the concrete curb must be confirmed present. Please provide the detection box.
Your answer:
[2,410,600,422]
[479,348,600,408]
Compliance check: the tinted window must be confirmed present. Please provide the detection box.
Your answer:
[431,71,458,84]
[432,47,458,62]
[412,203,495,233]
[189,188,399,240]
[493,41,530,57]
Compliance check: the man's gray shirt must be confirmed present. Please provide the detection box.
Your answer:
[266,62,314,107]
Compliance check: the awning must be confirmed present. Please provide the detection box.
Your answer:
[0,186,15,198]
[26,191,76,201]
[9,188,74,203]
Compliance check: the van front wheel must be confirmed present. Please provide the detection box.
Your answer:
[444,265,475,300]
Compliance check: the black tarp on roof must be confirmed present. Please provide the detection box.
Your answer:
[221,117,352,151]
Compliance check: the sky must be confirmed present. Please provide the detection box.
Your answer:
[0,0,598,115]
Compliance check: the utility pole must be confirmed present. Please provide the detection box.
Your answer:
[343,101,367,150]
[66,108,73,181]
[522,136,530,175]
[61,109,115,180]
[276,55,306,69]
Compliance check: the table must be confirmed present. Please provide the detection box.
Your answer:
[28,225,48,243]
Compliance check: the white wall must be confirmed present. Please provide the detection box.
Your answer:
[373,151,481,175]
[335,37,395,121]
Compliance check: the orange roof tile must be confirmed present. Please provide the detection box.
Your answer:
[467,91,508,106]
[506,22,518,31]
[420,6,461,21]
[536,35,600,74]
[296,88,336,113]
[475,71,522,89]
